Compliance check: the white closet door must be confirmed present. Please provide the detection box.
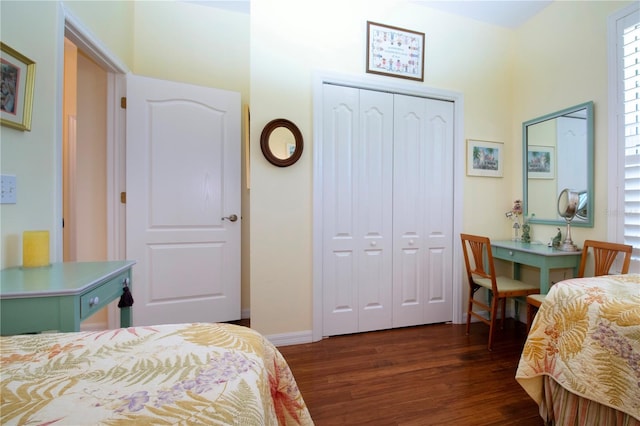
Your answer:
[322,84,394,336]
[392,94,454,327]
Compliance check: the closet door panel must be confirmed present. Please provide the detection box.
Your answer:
[322,85,393,335]
[423,99,454,322]
[358,89,393,332]
[392,95,454,327]
[393,94,427,327]
[322,84,359,335]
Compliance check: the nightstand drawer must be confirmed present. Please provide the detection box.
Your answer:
[492,246,531,264]
[80,271,129,320]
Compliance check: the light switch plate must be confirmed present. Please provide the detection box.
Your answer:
[1,174,17,204]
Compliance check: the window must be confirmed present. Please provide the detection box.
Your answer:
[608,3,640,272]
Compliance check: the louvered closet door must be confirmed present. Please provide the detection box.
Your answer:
[392,94,454,327]
[322,84,394,336]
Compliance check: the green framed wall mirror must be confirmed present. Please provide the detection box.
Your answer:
[522,101,594,228]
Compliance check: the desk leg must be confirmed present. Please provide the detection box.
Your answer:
[513,263,521,280]
[120,307,132,328]
[540,268,551,294]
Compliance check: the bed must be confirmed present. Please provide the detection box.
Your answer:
[0,322,314,425]
[516,273,640,425]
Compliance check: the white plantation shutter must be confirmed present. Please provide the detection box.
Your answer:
[623,15,640,262]
[610,3,640,272]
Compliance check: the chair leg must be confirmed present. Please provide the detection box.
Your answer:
[488,297,499,351]
[466,296,473,335]
[527,303,536,332]
[501,297,507,330]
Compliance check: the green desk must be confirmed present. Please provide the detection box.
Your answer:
[0,261,135,336]
[491,240,581,294]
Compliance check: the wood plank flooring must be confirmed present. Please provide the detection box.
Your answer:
[277,319,543,426]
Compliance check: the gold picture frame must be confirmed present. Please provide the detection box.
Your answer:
[1,42,36,131]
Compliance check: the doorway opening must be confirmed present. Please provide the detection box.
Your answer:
[61,11,128,329]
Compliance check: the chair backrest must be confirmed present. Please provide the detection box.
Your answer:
[460,234,497,292]
[577,239,633,278]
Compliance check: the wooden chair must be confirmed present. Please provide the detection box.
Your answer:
[526,239,633,329]
[461,234,540,351]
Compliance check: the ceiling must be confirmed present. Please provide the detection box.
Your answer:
[411,0,553,28]
[186,0,554,29]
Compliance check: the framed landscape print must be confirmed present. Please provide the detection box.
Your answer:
[527,145,555,179]
[467,139,503,177]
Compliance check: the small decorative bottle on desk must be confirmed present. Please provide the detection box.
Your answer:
[521,213,534,243]
[513,222,521,241]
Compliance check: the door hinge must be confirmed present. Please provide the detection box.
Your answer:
[120,97,127,109]
[120,192,126,204]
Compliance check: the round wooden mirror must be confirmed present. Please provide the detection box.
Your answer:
[260,118,303,167]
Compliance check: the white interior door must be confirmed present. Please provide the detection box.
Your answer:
[126,74,241,326]
[392,95,454,327]
[322,85,394,335]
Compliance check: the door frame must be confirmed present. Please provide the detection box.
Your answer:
[311,71,465,342]
[58,5,128,328]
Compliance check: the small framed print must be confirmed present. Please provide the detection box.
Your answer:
[366,21,425,82]
[467,139,503,178]
[1,43,36,131]
[527,145,555,179]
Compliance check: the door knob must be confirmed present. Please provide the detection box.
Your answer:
[222,214,238,222]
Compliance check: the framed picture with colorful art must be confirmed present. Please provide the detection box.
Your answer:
[366,21,425,82]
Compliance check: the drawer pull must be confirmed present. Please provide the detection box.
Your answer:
[509,251,514,256]
[89,296,100,307]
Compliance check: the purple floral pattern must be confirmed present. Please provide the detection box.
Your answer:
[0,323,314,425]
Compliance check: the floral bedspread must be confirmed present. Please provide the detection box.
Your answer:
[516,274,640,420]
[1,323,314,425]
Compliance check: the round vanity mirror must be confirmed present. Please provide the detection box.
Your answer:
[556,188,580,252]
[260,118,303,167]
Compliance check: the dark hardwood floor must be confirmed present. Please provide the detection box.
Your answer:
[276,319,543,426]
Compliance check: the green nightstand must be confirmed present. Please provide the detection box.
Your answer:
[0,261,135,336]
[491,240,581,293]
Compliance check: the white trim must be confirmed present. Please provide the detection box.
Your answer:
[106,75,127,329]
[67,115,77,260]
[62,4,129,75]
[54,3,65,263]
[60,4,129,329]
[106,73,127,262]
[312,71,465,342]
[80,321,109,332]
[266,330,314,347]
[607,2,639,244]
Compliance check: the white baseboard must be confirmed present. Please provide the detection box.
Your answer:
[80,321,108,332]
[266,330,313,347]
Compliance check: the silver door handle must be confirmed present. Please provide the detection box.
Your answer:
[222,214,238,222]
